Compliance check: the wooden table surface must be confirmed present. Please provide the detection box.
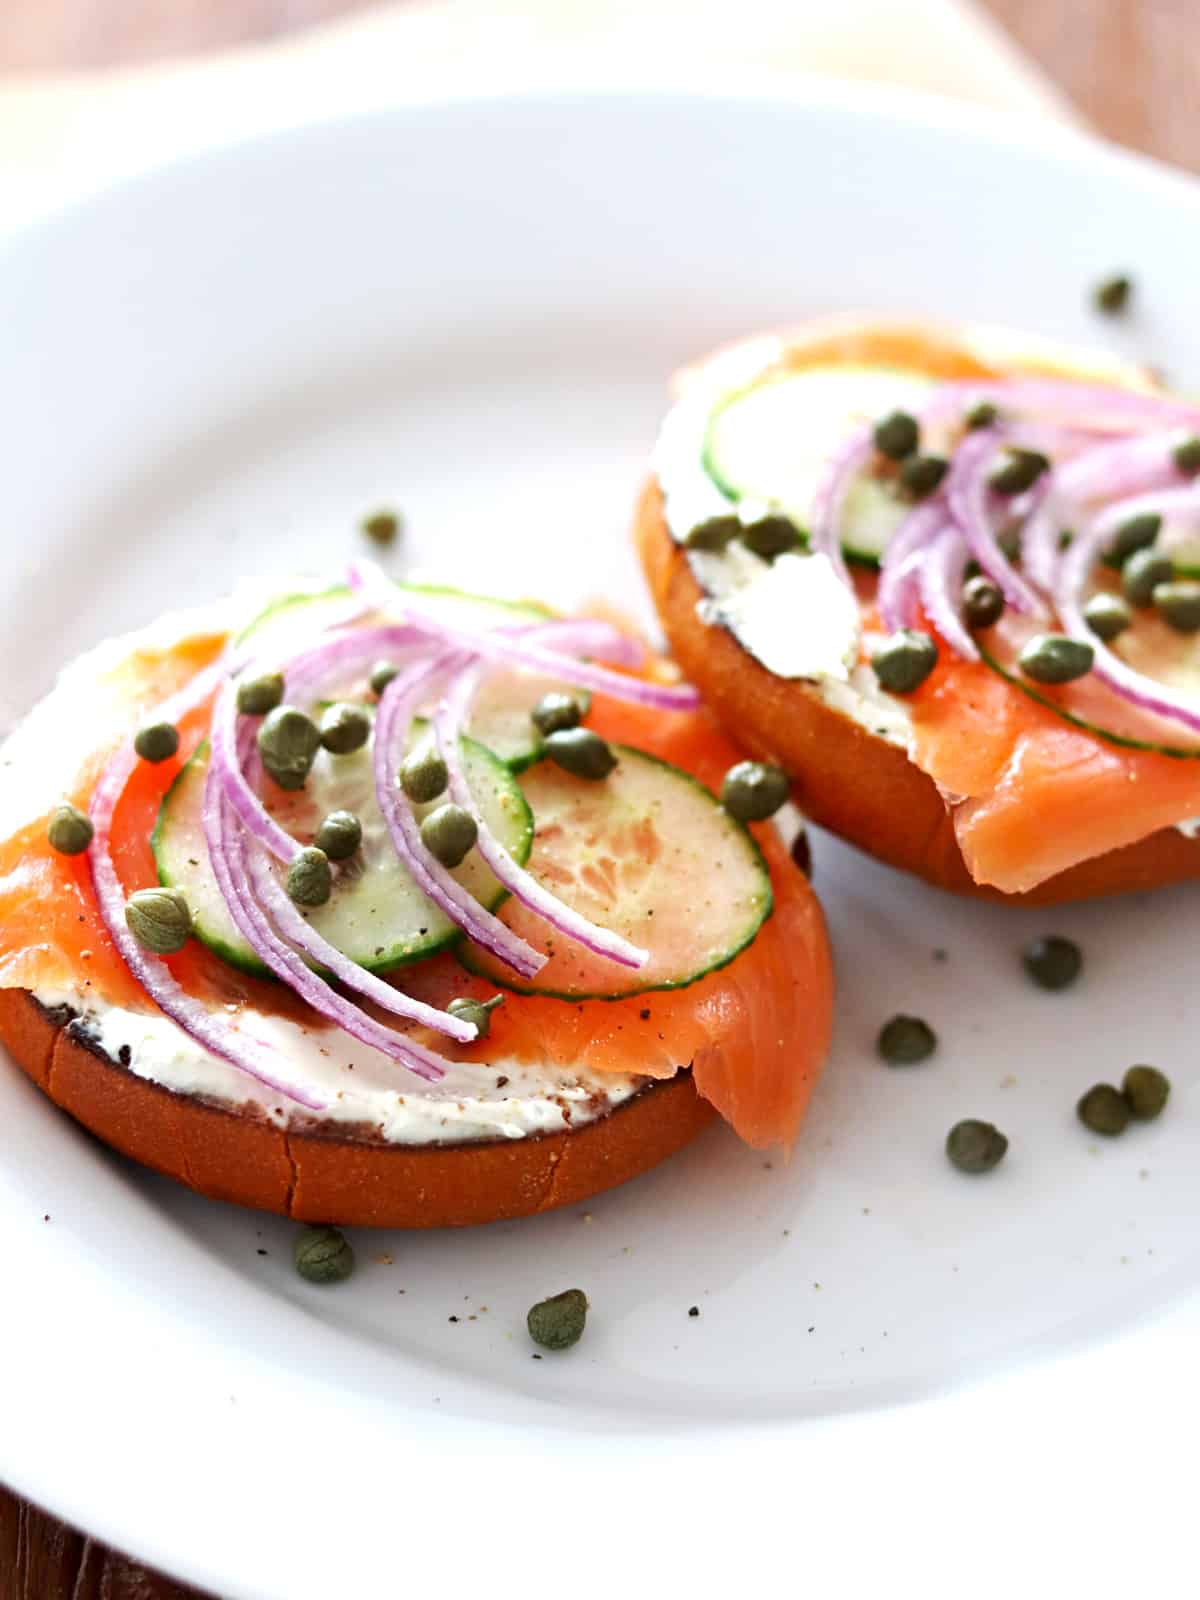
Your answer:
[0,2,1195,1596]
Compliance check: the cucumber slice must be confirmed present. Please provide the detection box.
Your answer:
[978,605,1200,759]
[703,365,935,565]
[460,745,772,999]
[237,581,584,770]
[153,728,533,978]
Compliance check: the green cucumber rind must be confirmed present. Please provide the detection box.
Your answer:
[457,743,774,1002]
[153,735,535,980]
[976,639,1200,762]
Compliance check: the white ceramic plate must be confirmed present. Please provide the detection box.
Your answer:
[3,84,1200,1600]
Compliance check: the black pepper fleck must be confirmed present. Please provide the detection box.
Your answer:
[688,1306,700,1318]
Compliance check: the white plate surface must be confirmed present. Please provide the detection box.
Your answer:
[3,84,1200,1599]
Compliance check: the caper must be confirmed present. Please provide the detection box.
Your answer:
[962,575,1004,630]
[1172,436,1200,478]
[125,886,192,955]
[720,760,789,823]
[1122,1064,1170,1121]
[531,691,582,737]
[946,1120,1008,1175]
[287,846,332,908]
[399,745,449,803]
[1122,549,1174,607]
[361,507,400,547]
[964,401,999,431]
[1106,511,1161,566]
[543,728,618,781]
[314,810,362,861]
[257,706,321,791]
[448,995,504,1040]
[1018,633,1094,684]
[1021,934,1082,992]
[899,454,949,500]
[369,660,399,697]
[1153,580,1200,632]
[47,801,93,856]
[996,525,1022,563]
[740,513,801,560]
[294,1225,355,1285]
[527,1288,588,1351]
[319,701,371,755]
[236,672,285,717]
[1077,1083,1130,1137]
[873,410,920,461]
[871,629,938,693]
[988,448,1050,496]
[420,803,477,868]
[1082,592,1132,642]
[133,722,179,764]
[683,514,740,552]
[1093,273,1132,315]
[877,1014,937,1065]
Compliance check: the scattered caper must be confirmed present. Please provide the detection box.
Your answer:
[683,514,741,552]
[133,722,179,764]
[420,803,478,868]
[543,728,618,781]
[1018,633,1094,684]
[47,801,93,856]
[962,575,1004,630]
[721,760,789,823]
[877,1014,937,1066]
[964,401,999,431]
[1082,592,1132,642]
[1172,436,1200,478]
[1093,273,1132,315]
[531,691,582,737]
[1122,1064,1170,1120]
[369,660,399,697]
[1122,549,1174,607]
[257,706,321,791]
[1106,511,1161,566]
[314,810,362,861]
[873,410,920,461]
[790,826,812,878]
[1022,934,1082,992]
[125,886,192,955]
[448,995,504,1040]
[1153,580,1200,632]
[294,1225,355,1285]
[1077,1083,1130,1137]
[287,846,333,908]
[399,745,449,804]
[996,525,1022,563]
[527,1288,588,1351]
[899,454,949,500]
[360,507,400,547]
[320,701,371,755]
[871,629,938,694]
[946,1120,1008,1175]
[989,448,1050,496]
[740,513,801,560]
[236,672,285,717]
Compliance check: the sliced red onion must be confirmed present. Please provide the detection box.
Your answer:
[946,428,1047,617]
[373,652,547,979]
[433,661,648,971]
[877,501,947,632]
[210,676,298,863]
[919,525,978,662]
[807,429,866,587]
[1086,483,1200,548]
[1054,513,1200,737]
[932,377,1200,433]
[202,786,454,1083]
[86,663,328,1111]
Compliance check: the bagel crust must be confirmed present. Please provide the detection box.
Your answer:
[0,988,714,1227]
[637,481,1200,905]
